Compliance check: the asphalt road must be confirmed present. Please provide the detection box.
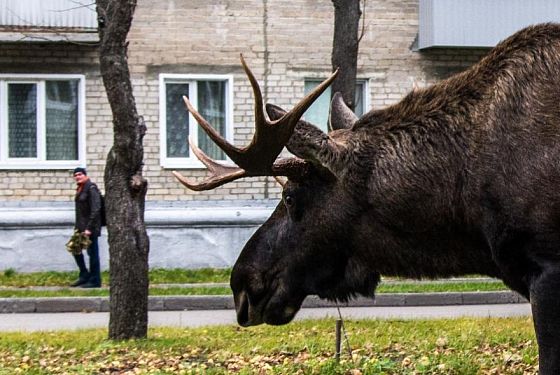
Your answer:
[0,303,532,332]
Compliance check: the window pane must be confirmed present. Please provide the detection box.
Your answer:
[8,83,37,158]
[46,80,79,160]
[166,83,190,158]
[354,83,364,118]
[197,81,226,160]
[303,81,365,132]
[303,82,331,132]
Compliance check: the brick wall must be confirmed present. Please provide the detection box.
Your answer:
[0,0,489,203]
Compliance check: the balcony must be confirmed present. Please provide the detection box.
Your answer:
[419,0,560,49]
[0,0,98,43]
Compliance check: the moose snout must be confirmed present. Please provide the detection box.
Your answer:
[234,289,251,327]
[233,289,265,327]
[230,265,267,327]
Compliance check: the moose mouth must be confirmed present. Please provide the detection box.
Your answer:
[234,289,303,327]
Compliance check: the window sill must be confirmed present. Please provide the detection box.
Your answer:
[0,161,83,170]
[160,158,234,170]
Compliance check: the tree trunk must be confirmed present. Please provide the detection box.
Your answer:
[96,0,150,340]
[331,0,362,111]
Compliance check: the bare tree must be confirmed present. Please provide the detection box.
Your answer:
[96,0,150,339]
[331,0,363,112]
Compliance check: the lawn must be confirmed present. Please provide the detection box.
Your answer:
[0,268,232,287]
[0,268,509,298]
[0,317,538,374]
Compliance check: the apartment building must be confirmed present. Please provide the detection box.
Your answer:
[0,0,558,270]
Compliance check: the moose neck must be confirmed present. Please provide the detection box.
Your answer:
[335,35,560,282]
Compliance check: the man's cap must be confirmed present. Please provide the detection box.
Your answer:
[73,167,87,176]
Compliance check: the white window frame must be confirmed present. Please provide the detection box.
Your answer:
[0,74,86,169]
[159,74,234,169]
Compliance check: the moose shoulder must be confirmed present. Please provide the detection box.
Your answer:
[174,23,560,373]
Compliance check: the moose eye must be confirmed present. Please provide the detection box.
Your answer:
[284,195,294,207]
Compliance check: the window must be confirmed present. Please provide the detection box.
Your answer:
[159,74,233,168]
[303,80,368,132]
[0,75,85,169]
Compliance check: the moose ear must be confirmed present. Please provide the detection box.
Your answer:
[265,102,327,156]
[265,103,344,178]
[265,103,287,121]
[329,92,358,131]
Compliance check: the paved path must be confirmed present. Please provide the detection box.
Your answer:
[0,303,532,332]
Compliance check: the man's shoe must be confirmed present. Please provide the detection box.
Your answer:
[80,282,101,288]
[70,279,88,287]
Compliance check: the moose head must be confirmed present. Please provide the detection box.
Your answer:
[173,56,383,326]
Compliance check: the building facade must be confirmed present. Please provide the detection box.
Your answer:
[0,0,491,202]
[0,0,558,270]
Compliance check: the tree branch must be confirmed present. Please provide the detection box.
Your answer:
[357,0,366,44]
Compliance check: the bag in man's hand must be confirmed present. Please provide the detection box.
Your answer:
[65,229,92,255]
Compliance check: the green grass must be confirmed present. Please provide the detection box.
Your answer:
[148,268,231,284]
[0,282,508,299]
[1,283,509,299]
[0,268,510,298]
[0,317,538,374]
[377,280,507,293]
[0,270,86,287]
[0,268,231,287]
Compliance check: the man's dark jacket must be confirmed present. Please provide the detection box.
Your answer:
[75,179,102,237]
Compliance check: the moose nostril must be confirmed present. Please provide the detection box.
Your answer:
[235,290,250,327]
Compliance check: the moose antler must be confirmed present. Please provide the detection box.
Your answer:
[173,55,338,191]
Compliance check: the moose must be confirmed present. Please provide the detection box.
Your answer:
[174,23,560,373]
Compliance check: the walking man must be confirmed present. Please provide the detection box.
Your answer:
[70,167,102,288]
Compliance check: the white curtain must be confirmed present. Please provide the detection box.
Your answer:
[46,80,78,160]
[166,83,190,158]
[197,81,226,160]
[8,83,37,158]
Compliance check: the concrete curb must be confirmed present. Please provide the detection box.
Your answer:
[0,291,528,314]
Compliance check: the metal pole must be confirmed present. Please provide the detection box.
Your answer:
[335,319,342,361]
